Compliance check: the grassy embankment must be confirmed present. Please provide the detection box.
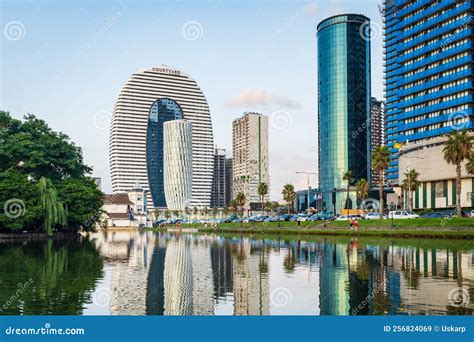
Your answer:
[152,218,474,239]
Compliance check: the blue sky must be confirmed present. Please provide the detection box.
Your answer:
[1,0,384,200]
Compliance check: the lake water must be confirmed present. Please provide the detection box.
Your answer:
[0,231,473,315]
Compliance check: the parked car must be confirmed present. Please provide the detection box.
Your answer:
[388,210,420,219]
[420,212,442,218]
[336,215,349,221]
[279,214,292,221]
[467,209,474,218]
[365,212,387,220]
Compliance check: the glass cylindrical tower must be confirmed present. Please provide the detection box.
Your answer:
[317,14,371,214]
[163,120,193,211]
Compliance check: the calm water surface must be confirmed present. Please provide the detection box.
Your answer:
[0,231,473,315]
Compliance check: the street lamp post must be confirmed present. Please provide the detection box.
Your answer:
[296,171,318,215]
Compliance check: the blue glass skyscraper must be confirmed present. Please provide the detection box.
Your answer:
[317,14,371,214]
[146,98,183,207]
[384,0,474,183]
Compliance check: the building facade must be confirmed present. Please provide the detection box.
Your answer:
[163,120,193,211]
[317,14,371,214]
[232,113,270,206]
[384,0,474,209]
[109,66,214,209]
[211,148,232,208]
[370,97,386,186]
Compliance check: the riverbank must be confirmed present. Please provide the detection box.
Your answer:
[149,219,474,239]
[0,231,81,242]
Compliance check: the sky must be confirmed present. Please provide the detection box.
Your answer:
[1,0,384,201]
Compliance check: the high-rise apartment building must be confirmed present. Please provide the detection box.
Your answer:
[370,97,386,186]
[109,66,214,209]
[384,0,474,209]
[232,113,270,206]
[211,148,232,208]
[317,14,371,213]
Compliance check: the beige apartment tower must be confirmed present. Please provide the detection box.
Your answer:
[232,112,270,206]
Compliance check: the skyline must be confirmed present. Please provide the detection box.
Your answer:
[1,0,385,201]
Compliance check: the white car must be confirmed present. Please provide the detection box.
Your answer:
[365,212,382,220]
[336,215,349,221]
[388,210,420,219]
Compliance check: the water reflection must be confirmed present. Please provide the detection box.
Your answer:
[0,231,473,315]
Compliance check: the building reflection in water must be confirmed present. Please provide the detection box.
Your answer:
[88,231,474,315]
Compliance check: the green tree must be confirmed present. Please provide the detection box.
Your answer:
[355,178,369,207]
[235,192,246,226]
[282,184,296,214]
[212,206,219,218]
[402,169,420,211]
[164,210,171,219]
[172,210,179,218]
[443,130,472,217]
[372,145,390,219]
[0,112,90,180]
[223,206,229,217]
[184,207,191,218]
[37,177,67,235]
[56,177,104,231]
[257,182,268,214]
[466,152,474,175]
[0,169,41,232]
[229,199,238,216]
[342,170,353,210]
[153,208,161,221]
[193,206,198,219]
[201,207,209,218]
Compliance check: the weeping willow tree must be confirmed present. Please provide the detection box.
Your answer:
[37,177,67,235]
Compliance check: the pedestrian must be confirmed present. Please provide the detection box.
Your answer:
[349,219,353,230]
[354,219,359,231]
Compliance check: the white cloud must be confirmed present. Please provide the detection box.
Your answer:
[226,88,301,109]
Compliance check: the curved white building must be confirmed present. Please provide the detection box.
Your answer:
[109,66,214,208]
[163,120,193,210]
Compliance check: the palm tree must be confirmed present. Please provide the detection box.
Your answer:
[257,182,268,214]
[153,208,161,221]
[164,210,171,219]
[282,184,296,214]
[230,199,238,216]
[223,205,230,217]
[355,178,369,207]
[184,206,191,219]
[235,192,246,227]
[193,207,198,219]
[37,177,67,235]
[173,210,179,218]
[465,152,474,175]
[443,130,472,217]
[372,145,390,219]
[212,206,219,218]
[402,169,420,211]
[342,170,353,210]
[201,207,209,219]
